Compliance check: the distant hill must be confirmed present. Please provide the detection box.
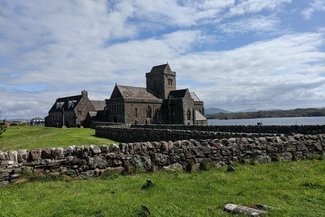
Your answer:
[205,107,230,115]
[206,107,325,119]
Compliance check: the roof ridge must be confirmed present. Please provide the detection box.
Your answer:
[117,84,146,89]
[57,95,82,100]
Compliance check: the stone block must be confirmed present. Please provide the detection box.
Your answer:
[17,150,28,163]
[91,146,101,155]
[8,151,18,162]
[313,143,323,151]
[29,149,42,161]
[53,148,64,159]
[154,153,169,166]
[0,151,6,160]
[163,163,183,171]
[41,149,52,159]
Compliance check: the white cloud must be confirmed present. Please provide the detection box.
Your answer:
[228,0,292,16]
[302,0,325,20]
[172,31,325,110]
[219,15,280,34]
[1,0,325,118]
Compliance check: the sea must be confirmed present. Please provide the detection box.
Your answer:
[208,116,325,126]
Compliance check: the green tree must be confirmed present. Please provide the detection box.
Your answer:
[0,116,6,137]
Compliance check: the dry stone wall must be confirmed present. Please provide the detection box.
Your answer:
[131,124,325,134]
[1,134,324,185]
[95,125,278,143]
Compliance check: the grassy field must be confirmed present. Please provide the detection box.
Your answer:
[1,160,324,217]
[0,126,115,151]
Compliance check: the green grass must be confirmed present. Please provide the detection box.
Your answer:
[1,160,324,217]
[0,126,115,151]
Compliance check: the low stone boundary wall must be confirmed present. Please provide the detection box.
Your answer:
[95,126,277,143]
[131,124,325,134]
[1,134,324,185]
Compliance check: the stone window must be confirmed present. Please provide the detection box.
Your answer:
[187,109,191,120]
[168,79,173,85]
[135,108,138,117]
[147,106,152,118]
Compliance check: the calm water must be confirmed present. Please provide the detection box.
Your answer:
[208,116,325,126]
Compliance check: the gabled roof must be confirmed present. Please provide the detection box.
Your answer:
[49,94,83,112]
[148,63,175,75]
[168,89,189,98]
[111,85,158,100]
[150,64,168,74]
[194,110,207,121]
[91,100,106,111]
[56,95,82,103]
[190,92,201,102]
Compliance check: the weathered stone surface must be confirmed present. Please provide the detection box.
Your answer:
[53,148,64,159]
[224,203,267,216]
[313,143,323,151]
[17,150,28,163]
[28,149,42,161]
[154,153,169,166]
[91,146,102,155]
[0,151,6,161]
[41,149,52,159]
[162,163,183,171]
[8,151,18,162]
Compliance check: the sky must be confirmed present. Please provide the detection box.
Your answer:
[0,0,325,119]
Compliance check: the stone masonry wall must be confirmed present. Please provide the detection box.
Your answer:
[132,124,325,134]
[95,125,278,143]
[1,134,324,185]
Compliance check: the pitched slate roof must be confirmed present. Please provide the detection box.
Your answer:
[49,95,82,112]
[90,100,106,111]
[114,85,158,99]
[150,64,168,74]
[190,92,201,102]
[194,110,207,121]
[168,89,189,98]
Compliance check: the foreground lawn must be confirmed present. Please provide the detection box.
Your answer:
[1,160,324,217]
[0,126,115,151]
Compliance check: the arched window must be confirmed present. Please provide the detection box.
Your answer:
[187,109,191,120]
[135,108,138,117]
[155,109,159,122]
[147,106,152,118]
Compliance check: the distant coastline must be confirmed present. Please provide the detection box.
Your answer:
[206,107,325,120]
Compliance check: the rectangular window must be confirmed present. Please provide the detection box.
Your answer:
[168,79,173,85]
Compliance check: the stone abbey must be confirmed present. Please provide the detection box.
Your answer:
[45,64,207,127]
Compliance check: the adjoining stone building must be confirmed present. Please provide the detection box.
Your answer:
[45,64,207,127]
[45,90,105,127]
[105,64,207,125]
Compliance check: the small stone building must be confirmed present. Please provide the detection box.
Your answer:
[105,64,207,125]
[45,90,104,127]
[30,117,45,126]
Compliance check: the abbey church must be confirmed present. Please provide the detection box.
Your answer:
[105,64,207,125]
[45,64,207,127]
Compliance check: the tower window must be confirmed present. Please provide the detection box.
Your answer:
[135,108,138,117]
[168,79,173,85]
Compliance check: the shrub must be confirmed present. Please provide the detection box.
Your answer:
[185,160,195,173]
[200,159,211,171]
[0,118,7,137]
